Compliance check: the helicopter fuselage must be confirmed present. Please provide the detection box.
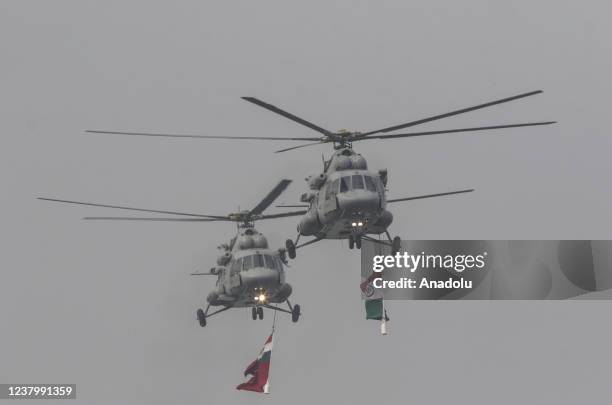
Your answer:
[297,148,393,240]
[206,228,292,308]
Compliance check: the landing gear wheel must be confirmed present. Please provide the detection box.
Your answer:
[252,307,257,320]
[286,239,296,259]
[392,236,401,254]
[197,308,207,327]
[257,306,264,320]
[355,235,362,249]
[349,235,355,249]
[291,304,301,323]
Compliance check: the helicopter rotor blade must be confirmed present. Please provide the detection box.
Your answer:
[86,130,318,142]
[387,189,474,203]
[354,122,556,141]
[257,210,308,220]
[249,179,293,216]
[242,97,333,136]
[38,197,228,219]
[82,217,227,221]
[359,90,545,137]
[274,141,328,153]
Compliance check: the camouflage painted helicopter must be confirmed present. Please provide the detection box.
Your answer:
[38,179,305,327]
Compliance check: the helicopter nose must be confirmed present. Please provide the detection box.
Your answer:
[241,267,278,289]
[336,190,380,212]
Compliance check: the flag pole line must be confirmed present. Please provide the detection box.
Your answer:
[381,235,387,335]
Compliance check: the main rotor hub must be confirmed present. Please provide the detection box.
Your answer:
[228,211,256,228]
[332,138,353,150]
[330,130,361,149]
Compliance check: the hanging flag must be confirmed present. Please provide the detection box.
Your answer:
[236,333,274,394]
[361,272,389,321]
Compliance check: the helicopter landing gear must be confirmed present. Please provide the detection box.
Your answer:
[251,306,264,320]
[196,304,231,328]
[360,232,400,253]
[392,236,401,255]
[383,231,402,254]
[293,236,324,254]
[197,308,207,327]
[349,234,362,250]
[285,239,296,259]
[291,304,301,323]
[261,300,301,323]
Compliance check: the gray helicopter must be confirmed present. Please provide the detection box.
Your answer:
[234,91,554,257]
[38,179,305,327]
[279,149,473,256]
[85,90,555,256]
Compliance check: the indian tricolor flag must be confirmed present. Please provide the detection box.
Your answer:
[361,272,389,334]
[236,332,274,394]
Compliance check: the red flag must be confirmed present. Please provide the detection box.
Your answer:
[236,333,274,394]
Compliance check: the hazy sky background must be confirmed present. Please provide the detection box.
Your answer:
[1,1,611,404]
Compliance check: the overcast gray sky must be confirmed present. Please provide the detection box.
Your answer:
[1,1,612,404]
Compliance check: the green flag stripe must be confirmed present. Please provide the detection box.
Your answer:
[365,298,383,320]
[260,351,271,363]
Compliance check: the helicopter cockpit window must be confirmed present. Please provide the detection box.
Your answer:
[231,258,242,274]
[253,254,264,268]
[264,254,278,270]
[364,176,377,192]
[242,255,253,270]
[331,179,339,195]
[340,176,350,193]
[326,179,339,200]
[352,175,364,190]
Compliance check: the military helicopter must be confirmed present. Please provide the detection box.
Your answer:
[86,90,554,257]
[38,179,305,327]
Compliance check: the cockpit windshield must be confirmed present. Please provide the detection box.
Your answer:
[242,255,253,270]
[364,176,378,192]
[234,254,281,271]
[253,254,264,268]
[264,255,278,270]
[340,176,350,192]
[338,175,380,193]
[352,175,364,189]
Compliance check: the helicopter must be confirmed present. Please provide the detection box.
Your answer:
[86,90,554,257]
[38,179,305,327]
